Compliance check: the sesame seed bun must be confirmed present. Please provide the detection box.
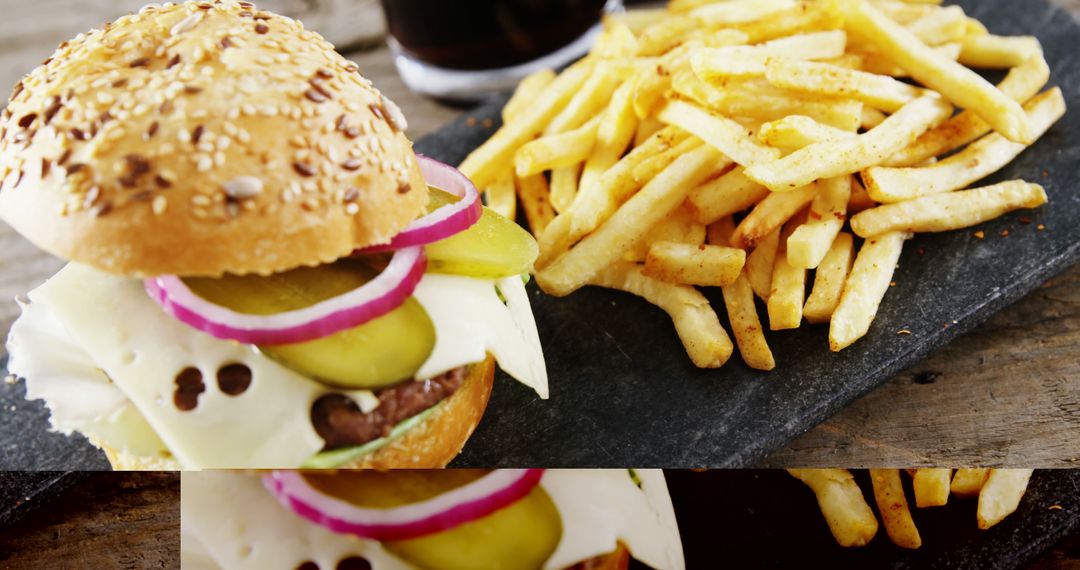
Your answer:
[0,1,427,277]
[96,355,495,470]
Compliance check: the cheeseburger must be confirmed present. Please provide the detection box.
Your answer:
[1,1,546,469]
[183,469,685,570]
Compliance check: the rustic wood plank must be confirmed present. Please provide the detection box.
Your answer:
[0,472,179,569]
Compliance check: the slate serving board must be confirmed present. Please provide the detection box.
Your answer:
[665,469,1080,569]
[0,471,84,531]
[0,0,1078,469]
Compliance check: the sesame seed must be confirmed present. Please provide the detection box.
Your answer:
[196,155,213,172]
[304,88,328,103]
[167,54,182,69]
[223,176,263,199]
[41,158,51,179]
[152,195,168,215]
[145,121,159,140]
[345,203,359,215]
[83,186,101,208]
[293,161,315,177]
[341,158,363,171]
[17,114,36,128]
[192,125,205,143]
[129,57,151,68]
[92,202,113,217]
[255,23,269,34]
[192,194,211,207]
[343,188,359,202]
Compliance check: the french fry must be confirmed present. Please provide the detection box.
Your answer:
[883,56,1051,167]
[744,94,951,192]
[764,56,926,113]
[592,18,639,59]
[803,231,855,323]
[688,166,770,225]
[658,99,782,166]
[502,68,556,123]
[633,137,706,185]
[549,164,582,214]
[978,469,1033,530]
[637,14,698,57]
[634,116,666,147]
[839,0,1032,143]
[851,180,1047,238]
[768,248,806,330]
[743,227,780,301]
[545,63,622,135]
[537,145,724,296]
[515,116,599,177]
[690,30,847,77]
[722,271,776,370]
[517,173,555,238]
[863,88,1065,203]
[913,468,951,508]
[460,59,592,190]
[758,115,856,149]
[608,8,668,34]
[869,468,923,549]
[590,261,734,368]
[707,215,737,246]
[788,175,851,269]
[484,168,516,221]
[643,241,746,287]
[580,82,639,203]
[830,231,908,351]
[628,203,707,262]
[951,468,991,498]
[959,35,1043,69]
[860,107,887,129]
[848,177,877,214]
[730,182,818,249]
[906,5,967,46]
[673,71,864,131]
[788,469,878,547]
[691,0,796,26]
[735,1,844,44]
[871,0,939,25]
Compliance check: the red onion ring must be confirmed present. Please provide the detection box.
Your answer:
[262,469,545,541]
[144,246,427,345]
[361,155,482,253]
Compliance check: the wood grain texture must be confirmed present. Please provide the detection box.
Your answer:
[0,472,179,569]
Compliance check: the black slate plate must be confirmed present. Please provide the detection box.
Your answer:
[1,0,1078,469]
[665,469,1080,569]
[0,471,84,531]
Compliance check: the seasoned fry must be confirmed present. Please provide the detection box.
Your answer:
[863,88,1065,202]
[537,145,724,296]
[633,137,706,185]
[788,469,878,547]
[883,56,1050,167]
[502,68,555,123]
[839,0,1032,143]
[745,226,781,300]
[788,175,851,269]
[731,183,818,249]
[830,231,908,351]
[735,1,844,44]
[691,30,847,77]
[591,261,734,368]
[549,164,582,215]
[768,248,806,330]
[744,94,951,192]
[759,115,856,149]
[484,168,517,221]
[691,0,796,26]
[978,469,1033,530]
[870,468,922,549]
[723,272,776,370]
[765,56,925,113]
[959,35,1043,69]
[460,60,591,190]
[515,116,598,177]
[580,82,639,202]
[906,5,967,46]
[517,173,555,238]
[851,180,1047,238]
[803,232,855,323]
[913,468,951,508]
[658,99,782,166]
[688,166,770,225]
[608,8,668,34]
[545,63,622,135]
[848,177,877,214]
[951,468,991,498]
[860,106,887,129]
[636,14,698,57]
[707,215,737,246]
[643,241,746,287]
[628,204,707,262]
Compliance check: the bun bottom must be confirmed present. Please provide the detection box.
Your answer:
[95,355,495,470]
[574,543,631,570]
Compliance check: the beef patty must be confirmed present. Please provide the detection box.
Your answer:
[311,366,466,450]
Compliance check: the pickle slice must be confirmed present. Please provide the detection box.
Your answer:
[385,490,561,570]
[425,187,539,279]
[302,471,562,570]
[183,259,435,389]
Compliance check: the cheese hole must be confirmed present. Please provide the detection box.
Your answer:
[238,544,252,558]
[217,363,252,396]
[173,367,205,411]
[337,557,372,570]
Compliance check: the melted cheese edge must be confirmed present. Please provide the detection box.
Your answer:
[7,263,547,468]
[181,470,685,570]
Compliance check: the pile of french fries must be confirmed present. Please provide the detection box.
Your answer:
[459,0,1066,369]
[787,468,1035,548]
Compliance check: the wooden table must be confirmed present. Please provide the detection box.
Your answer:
[0,2,1078,471]
[0,472,179,569]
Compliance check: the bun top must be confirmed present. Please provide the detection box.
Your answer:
[0,1,428,277]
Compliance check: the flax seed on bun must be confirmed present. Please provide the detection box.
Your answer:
[0,0,427,277]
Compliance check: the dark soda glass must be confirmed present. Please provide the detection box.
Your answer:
[381,0,610,71]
